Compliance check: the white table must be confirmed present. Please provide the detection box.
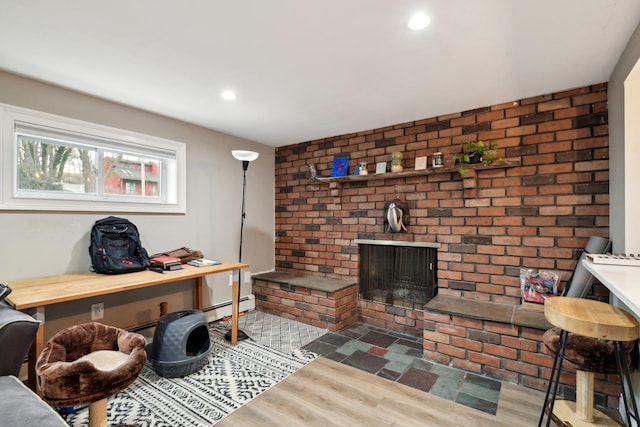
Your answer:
[582,259,640,420]
[582,259,640,317]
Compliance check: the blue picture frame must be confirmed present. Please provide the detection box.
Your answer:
[331,156,349,177]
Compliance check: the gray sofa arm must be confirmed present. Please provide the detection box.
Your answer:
[0,376,67,426]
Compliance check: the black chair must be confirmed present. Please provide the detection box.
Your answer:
[0,300,39,377]
[0,297,74,427]
[562,235,611,298]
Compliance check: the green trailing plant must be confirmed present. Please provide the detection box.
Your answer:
[451,140,502,177]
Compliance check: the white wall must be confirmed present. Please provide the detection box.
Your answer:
[623,76,640,254]
[608,20,640,419]
[609,22,640,254]
[0,70,275,340]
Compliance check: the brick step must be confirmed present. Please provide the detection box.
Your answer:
[252,272,357,331]
[425,295,552,331]
[253,272,355,293]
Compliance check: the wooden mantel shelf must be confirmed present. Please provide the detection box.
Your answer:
[312,158,520,183]
[310,158,521,198]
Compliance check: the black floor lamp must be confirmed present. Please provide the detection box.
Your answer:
[224,149,259,342]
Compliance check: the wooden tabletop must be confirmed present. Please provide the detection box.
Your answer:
[544,296,639,341]
[5,261,249,310]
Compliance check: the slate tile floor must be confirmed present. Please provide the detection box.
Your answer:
[302,322,502,415]
[219,311,502,415]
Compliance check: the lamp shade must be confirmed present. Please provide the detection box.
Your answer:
[232,150,259,162]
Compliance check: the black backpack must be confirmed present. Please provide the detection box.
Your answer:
[89,216,150,274]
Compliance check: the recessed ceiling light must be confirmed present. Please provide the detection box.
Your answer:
[408,12,431,31]
[221,90,237,101]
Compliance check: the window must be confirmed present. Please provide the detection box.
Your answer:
[1,104,186,213]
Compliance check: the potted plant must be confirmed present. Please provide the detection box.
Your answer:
[451,140,501,177]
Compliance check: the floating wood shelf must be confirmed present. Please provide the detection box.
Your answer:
[310,158,521,198]
[312,158,520,184]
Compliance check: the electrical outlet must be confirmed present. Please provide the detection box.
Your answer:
[244,271,252,283]
[228,273,233,286]
[91,302,104,320]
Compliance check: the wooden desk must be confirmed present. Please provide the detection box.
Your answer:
[5,261,248,391]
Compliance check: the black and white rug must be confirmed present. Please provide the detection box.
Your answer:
[64,328,318,427]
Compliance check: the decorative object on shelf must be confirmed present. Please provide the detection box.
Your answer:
[227,150,260,342]
[383,198,409,233]
[432,152,443,168]
[352,164,360,176]
[308,164,319,180]
[520,268,559,305]
[451,140,501,177]
[415,156,427,171]
[359,162,368,175]
[331,156,349,177]
[390,151,403,172]
[376,161,387,174]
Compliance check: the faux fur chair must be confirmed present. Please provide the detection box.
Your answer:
[36,322,146,427]
[540,236,618,371]
[541,236,621,372]
[542,326,635,373]
[539,236,639,425]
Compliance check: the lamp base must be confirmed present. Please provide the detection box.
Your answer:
[224,329,250,342]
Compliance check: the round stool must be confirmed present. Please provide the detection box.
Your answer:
[538,297,640,427]
[36,322,147,427]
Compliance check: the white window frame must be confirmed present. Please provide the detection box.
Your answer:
[0,103,186,213]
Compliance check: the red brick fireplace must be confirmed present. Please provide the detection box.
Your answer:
[272,82,616,406]
[274,82,609,304]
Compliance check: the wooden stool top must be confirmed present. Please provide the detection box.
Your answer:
[544,297,639,341]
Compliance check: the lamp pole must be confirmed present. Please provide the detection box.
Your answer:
[238,160,249,263]
[225,151,258,342]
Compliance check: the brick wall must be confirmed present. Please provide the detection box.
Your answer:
[253,278,358,331]
[423,310,621,409]
[357,299,424,337]
[274,83,609,308]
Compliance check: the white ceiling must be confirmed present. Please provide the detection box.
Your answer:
[1,1,639,148]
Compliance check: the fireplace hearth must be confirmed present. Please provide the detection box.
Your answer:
[356,240,439,310]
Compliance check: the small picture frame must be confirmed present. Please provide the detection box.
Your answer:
[415,156,427,171]
[331,156,349,177]
[376,161,387,174]
[432,152,444,168]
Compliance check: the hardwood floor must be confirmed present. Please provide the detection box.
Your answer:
[217,356,546,427]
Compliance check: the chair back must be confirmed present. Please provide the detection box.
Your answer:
[0,301,40,376]
[563,236,611,298]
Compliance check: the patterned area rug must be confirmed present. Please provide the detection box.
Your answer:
[212,310,328,354]
[64,328,318,427]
